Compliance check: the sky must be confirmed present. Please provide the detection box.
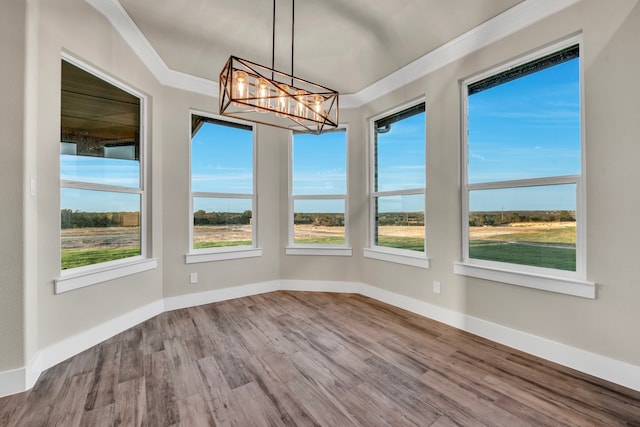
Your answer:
[375,111,426,213]
[61,56,579,215]
[468,58,580,211]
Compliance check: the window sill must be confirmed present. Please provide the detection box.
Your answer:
[285,246,352,256]
[453,262,596,299]
[55,258,158,294]
[363,248,430,268]
[186,247,263,264]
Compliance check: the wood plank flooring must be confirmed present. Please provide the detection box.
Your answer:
[1,291,639,426]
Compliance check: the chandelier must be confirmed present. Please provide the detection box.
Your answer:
[219,0,339,134]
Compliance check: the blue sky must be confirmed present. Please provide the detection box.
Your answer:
[61,57,579,215]
[60,155,140,212]
[468,58,580,211]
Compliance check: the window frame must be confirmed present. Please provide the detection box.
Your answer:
[455,36,595,298]
[186,111,261,264]
[364,99,429,268]
[286,126,351,256]
[54,53,157,294]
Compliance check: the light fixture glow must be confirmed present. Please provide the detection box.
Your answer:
[218,0,338,134]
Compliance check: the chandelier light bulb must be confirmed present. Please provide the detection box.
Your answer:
[232,70,249,106]
[276,84,290,117]
[313,95,324,121]
[295,89,307,119]
[255,77,272,112]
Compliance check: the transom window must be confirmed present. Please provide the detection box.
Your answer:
[189,114,256,252]
[457,38,592,297]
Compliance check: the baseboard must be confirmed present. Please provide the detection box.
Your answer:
[0,367,27,398]
[22,299,165,393]
[4,279,639,397]
[358,283,640,393]
[279,279,363,294]
[164,280,281,311]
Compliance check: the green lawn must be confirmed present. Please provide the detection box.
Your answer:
[484,227,575,245]
[61,247,141,270]
[294,236,346,245]
[377,236,425,252]
[469,240,575,271]
[194,240,252,249]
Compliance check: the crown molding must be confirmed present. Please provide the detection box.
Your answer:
[85,0,215,94]
[85,0,581,107]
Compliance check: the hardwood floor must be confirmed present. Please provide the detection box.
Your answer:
[1,291,639,426]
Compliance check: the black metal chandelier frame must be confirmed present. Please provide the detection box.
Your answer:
[218,0,339,134]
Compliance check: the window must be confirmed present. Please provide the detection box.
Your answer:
[365,102,427,267]
[59,58,147,274]
[456,39,594,298]
[287,129,349,255]
[187,113,259,263]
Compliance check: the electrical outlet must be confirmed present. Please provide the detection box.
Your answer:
[433,281,441,294]
[190,272,198,284]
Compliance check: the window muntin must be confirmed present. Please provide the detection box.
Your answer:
[290,129,347,246]
[463,42,583,276]
[190,114,255,251]
[371,103,426,253]
[60,59,144,271]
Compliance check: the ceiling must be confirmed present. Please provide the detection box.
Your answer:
[117,0,524,95]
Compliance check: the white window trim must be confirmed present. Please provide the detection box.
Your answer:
[57,53,154,292]
[457,35,592,298]
[55,257,158,294]
[187,111,260,262]
[364,247,429,269]
[365,98,429,268]
[286,126,352,255]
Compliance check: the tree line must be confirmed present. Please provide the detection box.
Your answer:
[194,210,252,225]
[61,209,139,229]
[469,210,575,227]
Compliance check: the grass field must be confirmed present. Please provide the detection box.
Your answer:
[469,222,576,270]
[469,241,575,271]
[194,240,252,249]
[61,247,140,270]
[60,222,576,271]
[293,236,346,244]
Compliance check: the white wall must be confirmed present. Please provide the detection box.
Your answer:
[34,0,164,350]
[351,0,640,366]
[1,0,639,395]
[0,0,27,373]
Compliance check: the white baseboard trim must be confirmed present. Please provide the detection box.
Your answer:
[280,279,363,294]
[3,279,638,397]
[358,283,640,393]
[164,280,281,311]
[0,367,27,398]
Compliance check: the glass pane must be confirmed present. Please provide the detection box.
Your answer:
[191,117,253,194]
[375,108,425,192]
[292,130,346,195]
[193,197,253,248]
[375,194,424,252]
[61,188,141,270]
[468,58,580,183]
[468,185,576,271]
[293,199,345,244]
[61,60,141,188]
[60,153,140,187]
